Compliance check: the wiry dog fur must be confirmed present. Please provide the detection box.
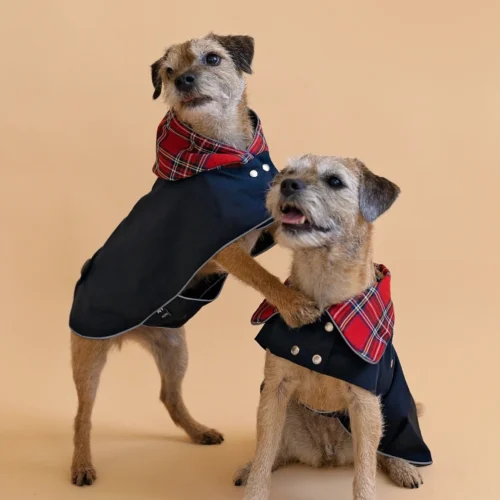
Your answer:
[235,155,424,500]
[151,33,254,150]
[70,34,319,487]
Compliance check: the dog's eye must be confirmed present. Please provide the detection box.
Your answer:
[326,175,344,189]
[205,53,221,66]
[166,67,174,77]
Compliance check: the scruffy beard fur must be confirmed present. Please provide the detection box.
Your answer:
[266,155,378,308]
[151,33,255,150]
[236,156,426,500]
[267,154,366,251]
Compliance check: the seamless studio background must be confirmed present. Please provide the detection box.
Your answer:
[1,1,499,499]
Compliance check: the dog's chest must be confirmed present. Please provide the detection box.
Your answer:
[294,262,345,311]
[295,371,350,412]
[277,358,350,412]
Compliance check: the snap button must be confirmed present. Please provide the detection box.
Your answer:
[324,322,334,332]
[291,345,300,356]
[250,170,258,178]
[262,163,270,172]
[312,354,322,365]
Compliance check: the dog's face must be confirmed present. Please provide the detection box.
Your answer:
[151,33,254,123]
[267,155,400,250]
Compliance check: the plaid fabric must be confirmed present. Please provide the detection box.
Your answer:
[152,110,269,181]
[251,264,394,364]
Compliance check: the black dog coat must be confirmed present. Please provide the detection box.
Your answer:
[70,110,278,339]
[252,265,432,466]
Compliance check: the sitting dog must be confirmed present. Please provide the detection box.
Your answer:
[69,33,319,486]
[235,155,432,500]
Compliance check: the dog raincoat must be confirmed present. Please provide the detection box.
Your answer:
[70,110,278,338]
[252,265,432,466]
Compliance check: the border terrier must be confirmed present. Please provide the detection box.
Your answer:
[69,34,319,486]
[235,155,432,500]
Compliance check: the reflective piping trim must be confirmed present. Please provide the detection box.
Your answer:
[251,310,279,325]
[335,416,433,466]
[70,216,275,339]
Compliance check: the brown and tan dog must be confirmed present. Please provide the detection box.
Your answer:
[235,155,425,500]
[70,33,319,486]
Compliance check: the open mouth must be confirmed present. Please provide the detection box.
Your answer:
[279,202,331,233]
[279,202,314,232]
[181,95,212,107]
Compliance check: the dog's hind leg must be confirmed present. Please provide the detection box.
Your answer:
[378,456,423,489]
[377,401,424,488]
[71,333,111,486]
[133,326,224,445]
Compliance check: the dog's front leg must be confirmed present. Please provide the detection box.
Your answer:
[213,243,320,327]
[244,376,296,500]
[347,387,383,500]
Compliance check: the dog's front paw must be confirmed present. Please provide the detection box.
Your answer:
[71,463,97,486]
[234,461,252,486]
[279,290,321,328]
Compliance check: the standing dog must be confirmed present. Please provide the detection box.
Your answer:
[236,155,432,500]
[69,34,319,486]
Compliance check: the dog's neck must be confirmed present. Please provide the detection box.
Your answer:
[290,224,376,310]
[177,94,254,151]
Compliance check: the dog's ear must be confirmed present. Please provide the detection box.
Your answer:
[151,59,163,100]
[212,34,254,74]
[357,160,400,223]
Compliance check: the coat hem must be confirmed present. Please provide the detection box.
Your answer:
[70,216,275,339]
[335,416,433,466]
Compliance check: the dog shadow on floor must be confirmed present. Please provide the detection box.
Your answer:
[0,416,391,500]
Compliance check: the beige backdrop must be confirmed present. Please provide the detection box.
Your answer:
[1,1,499,499]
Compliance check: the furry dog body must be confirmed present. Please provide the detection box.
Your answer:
[237,155,430,500]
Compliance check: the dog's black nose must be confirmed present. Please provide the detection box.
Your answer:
[281,178,305,197]
[175,73,196,91]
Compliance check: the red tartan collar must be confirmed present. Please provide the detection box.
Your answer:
[152,109,268,181]
[251,264,395,364]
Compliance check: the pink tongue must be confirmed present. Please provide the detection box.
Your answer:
[282,210,305,224]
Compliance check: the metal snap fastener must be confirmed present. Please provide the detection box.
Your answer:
[262,163,270,172]
[291,345,300,355]
[312,354,322,365]
[324,322,334,332]
[250,170,258,177]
